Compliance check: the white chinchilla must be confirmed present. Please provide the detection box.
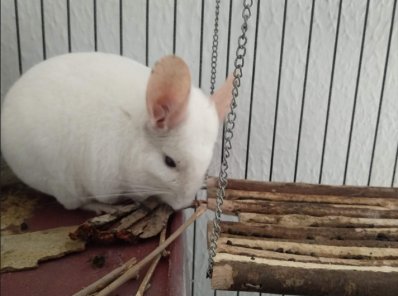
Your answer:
[1,52,233,212]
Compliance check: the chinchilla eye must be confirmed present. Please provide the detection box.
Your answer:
[164,155,177,168]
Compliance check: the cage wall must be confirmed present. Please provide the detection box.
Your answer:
[1,0,397,296]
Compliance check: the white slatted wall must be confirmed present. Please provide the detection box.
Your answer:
[1,1,397,295]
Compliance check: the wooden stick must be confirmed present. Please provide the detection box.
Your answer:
[208,223,398,256]
[211,254,398,295]
[238,212,398,228]
[207,188,398,209]
[217,244,398,266]
[135,226,168,296]
[218,221,398,241]
[72,257,137,296]
[221,232,398,248]
[207,198,398,218]
[93,205,207,296]
[207,176,398,198]
[216,236,398,260]
[115,200,160,231]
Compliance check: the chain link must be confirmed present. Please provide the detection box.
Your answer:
[207,0,254,278]
[210,0,221,96]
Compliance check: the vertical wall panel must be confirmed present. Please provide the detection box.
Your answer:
[321,0,367,185]
[204,0,232,179]
[122,0,146,63]
[147,0,173,67]
[44,0,68,58]
[370,7,398,187]
[226,0,258,182]
[247,0,284,182]
[18,0,43,72]
[295,0,340,183]
[272,0,312,182]
[175,0,202,86]
[1,0,20,100]
[69,0,95,52]
[345,0,395,185]
[96,0,119,54]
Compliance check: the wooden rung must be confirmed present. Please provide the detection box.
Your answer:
[207,197,398,219]
[207,177,398,296]
[207,177,398,198]
[207,187,398,208]
[238,213,398,228]
[207,198,398,218]
[216,235,398,260]
[217,244,398,266]
[212,253,398,296]
[218,220,398,241]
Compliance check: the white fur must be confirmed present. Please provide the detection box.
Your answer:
[1,52,219,210]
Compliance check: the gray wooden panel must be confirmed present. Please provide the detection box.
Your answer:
[69,0,95,52]
[1,0,20,100]
[18,0,43,72]
[272,0,312,182]
[321,0,368,185]
[122,0,146,63]
[345,0,396,186]
[247,0,285,182]
[44,0,69,58]
[296,0,340,184]
[96,0,120,54]
[147,0,173,67]
[370,7,397,187]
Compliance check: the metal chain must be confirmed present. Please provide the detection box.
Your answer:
[207,0,254,278]
[210,0,221,95]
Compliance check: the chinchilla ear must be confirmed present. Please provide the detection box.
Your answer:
[210,74,233,121]
[146,55,191,131]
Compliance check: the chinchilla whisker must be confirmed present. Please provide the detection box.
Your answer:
[128,186,172,194]
[36,175,132,188]
[120,190,170,195]
[37,175,170,193]
[84,190,171,200]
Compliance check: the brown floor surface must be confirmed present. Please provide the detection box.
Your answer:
[1,188,186,296]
